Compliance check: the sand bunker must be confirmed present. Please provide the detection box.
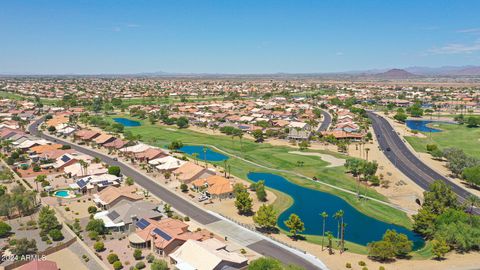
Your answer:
[289,151,346,167]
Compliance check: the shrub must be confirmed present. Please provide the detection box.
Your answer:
[359,261,366,266]
[133,249,142,260]
[379,267,385,270]
[346,262,352,268]
[426,144,438,152]
[33,165,41,172]
[135,261,146,269]
[88,231,99,240]
[48,229,64,241]
[87,206,97,214]
[0,222,12,238]
[94,241,105,252]
[107,253,119,264]
[150,259,168,270]
[65,207,70,211]
[183,216,190,222]
[108,166,121,176]
[86,219,106,234]
[145,253,155,263]
[113,261,123,270]
[180,183,188,192]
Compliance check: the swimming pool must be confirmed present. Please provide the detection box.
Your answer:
[248,172,424,249]
[54,190,74,198]
[179,145,229,161]
[113,117,141,127]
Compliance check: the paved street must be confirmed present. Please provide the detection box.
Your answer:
[28,118,327,270]
[318,109,332,131]
[367,111,479,214]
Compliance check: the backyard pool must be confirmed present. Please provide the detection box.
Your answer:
[405,120,452,133]
[54,190,74,198]
[248,172,424,249]
[179,145,229,162]
[113,117,141,127]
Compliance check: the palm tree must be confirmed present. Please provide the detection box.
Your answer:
[192,153,198,164]
[334,210,344,247]
[334,211,341,243]
[320,212,328,251]
[223,160,228,178]
[325,231,334,254]
[78,160,89,177]
[365,147,370,162]
[341,222,347,253]
[238,132,244,153]
[202,146,208,168]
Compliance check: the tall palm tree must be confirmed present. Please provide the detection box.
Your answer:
[335,210,345,252]
[365,148,370,162]
[341,222,347,253]
[78,160,89,177]
[203,146,208,168]
[334,211,342,243]
[320,212,328,251]
[192,153,198,164]
[223,160,228,178]
[325,231,334,254]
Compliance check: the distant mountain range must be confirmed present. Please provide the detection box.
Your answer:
[2,65,480,78]
[373,68,418,79]
[403,65,480,76]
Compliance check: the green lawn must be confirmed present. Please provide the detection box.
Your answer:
[108,115,413,231]
[0,91,28,100]
[405,123,480,159]
[120,96,226,106]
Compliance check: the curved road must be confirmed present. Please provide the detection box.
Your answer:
[318,109,332,131]
[367,111,479,213]
[28,118,326,270]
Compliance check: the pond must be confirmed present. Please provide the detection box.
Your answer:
[405,120,452,133]
[113,117,141,127]
[179,145,229,162]
[248,172,424,249]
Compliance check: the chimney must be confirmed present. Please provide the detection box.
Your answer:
[131,215,138,232]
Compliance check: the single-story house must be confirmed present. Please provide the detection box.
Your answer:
[169,238,248,270]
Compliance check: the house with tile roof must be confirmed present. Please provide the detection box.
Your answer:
[94,200,162,231]
[128,218,212,256]
[191,175,233,199]
[92,185,142,209]
[173,162,215,184]
[169,238,248,270]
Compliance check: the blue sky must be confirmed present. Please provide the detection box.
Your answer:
[1,0,479,74]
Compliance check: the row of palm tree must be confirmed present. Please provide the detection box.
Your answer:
[320,210,346,254]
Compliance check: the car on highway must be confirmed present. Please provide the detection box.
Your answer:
[386,147,391,151]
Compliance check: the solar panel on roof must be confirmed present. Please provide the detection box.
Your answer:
[136,218,150,229]
[107,210,120,221]
[77,179,87,188]
[60,155,71,163]
[153,228,172,241]
[98,180,110,186]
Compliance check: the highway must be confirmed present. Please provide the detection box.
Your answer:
[28,118,326,270]
[367,111,479,213]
